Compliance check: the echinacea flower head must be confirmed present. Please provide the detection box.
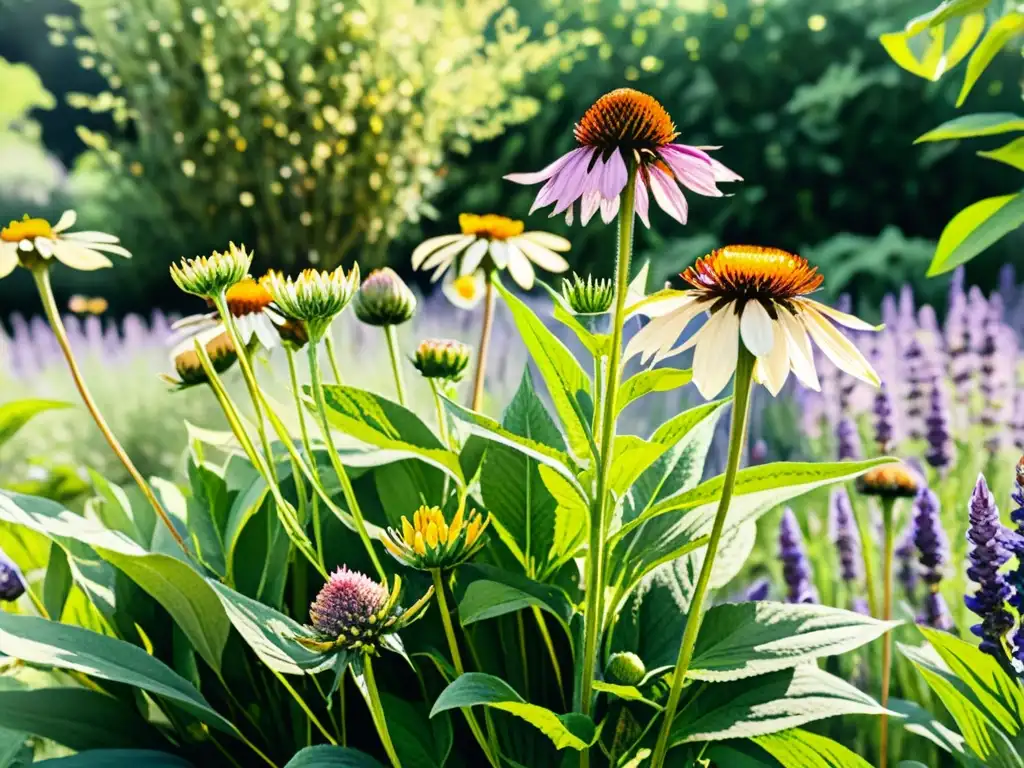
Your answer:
[412,339,471,381]
[505,88,741,228]
[0,211,130,276]
[353,267,417,327]
[411,212,570,291]
[855,463,920,499]
[172,277,283,351]
[605,651,646,686]
[0,546,25,602]
[625,245,880,399]
[262,265,360,340]
[170,243,251,299]
[562,273,614,314]
[299,567,431,655]
[383,505,489,570]
[442,270,488,310]
[160,326,238,390]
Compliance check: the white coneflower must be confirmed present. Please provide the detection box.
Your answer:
[173,276,283,350]
[0,211,130,276]
[442,270,487,310]
[626,245,881,399]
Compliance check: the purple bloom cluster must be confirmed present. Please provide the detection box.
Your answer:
[1007,459,1024,664]
[902,337,927,440]
[895,516,918,604]
[779,508,818,604]
[965,475,1014,658]
[0,547,25,602]
[912,488,953,631]
[835,417,862,461]
[924,376,953,473]
[873,384,895,454]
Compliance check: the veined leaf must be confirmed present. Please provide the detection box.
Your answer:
[184,456,231,577]
[34,751,196,767]
[283,746,385,767]
[916,112,1024,142]
[319,385,464,485]
[958,12,1024,105]
[537,465,587,574]
[430,673,597,751]
[689,602,899,681]
[670,665,890,745]
[616,368,693,413]
[494,279,594,463]
[978,137,1024,171]
[752,728,874,768]
[455,563,574,633]
[607,436,666,498]
[0,399,69,447]
[927,192,1024,276]
[592,681,661,709]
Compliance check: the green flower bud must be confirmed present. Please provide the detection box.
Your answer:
[605,651,646,686]
[170,242,251,298]
[562,273,614,315]
[262,265,360,341]
[412,338,471,381]
[353,267,417,326]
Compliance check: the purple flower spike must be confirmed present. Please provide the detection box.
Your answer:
[830,488,861,584]
[0,547,25,602]
[835,417,862,461]
[779,508,818,604]
[1006,459,1024,664]
[965,475,1014,658]
[744,577,771,602]
[874,383,895,453]
[895,516,919,603]
[903,337,927,440]
[925,376,953,472]
[912,486,955,632]
[921,591,955,633]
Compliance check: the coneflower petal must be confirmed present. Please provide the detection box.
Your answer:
[661,145,723,197]
[506,246,535,290]
[412,234,467,269]
[800,306,880,387]
[459,239,490,276]
[514,237,570,273]
[692,307,739,399]
[648,166,688,224]
[599,196,619,224]
[777,306,820,390]
[634,175,651,228]
[599,150,628,200]
[740,300,775,357]
[504,148,582,185]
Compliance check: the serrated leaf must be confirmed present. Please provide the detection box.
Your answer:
[916,112,1024,142]
[927,192,1024,276]
[958,12,1024,105]
[616,368,693,413]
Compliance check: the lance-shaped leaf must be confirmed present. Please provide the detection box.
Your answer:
[958,12,1024,106]
[616,368,693,414]
[0,399,69,447]
[916,112,1024,143]
[537,465,588,575]
[751,729,874,768]
[927,192,1024,276]
[454,563,574,635]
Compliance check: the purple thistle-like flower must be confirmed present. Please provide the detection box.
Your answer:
[965,475,1014,658]
[779,508,818,604]
[835,416,862,461]
[0,547,25,602]
[874,383,895,453]
[925,376,953,472]
[830,488,861,584]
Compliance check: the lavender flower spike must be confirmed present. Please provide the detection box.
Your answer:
[925,375,953,473]
[1006,458,1024,664]
[965,475,1014,658]
[835,416,862,461]
[895,517,919,604]
[779,508,818,604]
[913,487,953,631]
[830,488,861,583]
[873,383,895,453]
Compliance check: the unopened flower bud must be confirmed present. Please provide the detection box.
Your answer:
[170,242,251,298]
[384,505,489,570]
[354,268,417,326]
[413,339,471,381]
[263,265,360,340]
[562,273,613,314]
[162,328,238,390]
[605,651,646,686]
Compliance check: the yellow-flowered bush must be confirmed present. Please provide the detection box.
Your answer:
[50,0,580,268]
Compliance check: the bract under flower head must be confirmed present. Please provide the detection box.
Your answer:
[353,267,417,326]
[0,210,131,276]
[562,273,614,315]
[383,505,489,570]
[262,265,360,340]
[855,463,920,499]
[170,243,251,298]
[413,339,471,381]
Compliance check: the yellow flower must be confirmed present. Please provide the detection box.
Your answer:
[0,211,130,277]
[626,245,881,399]
[383,505,489,570]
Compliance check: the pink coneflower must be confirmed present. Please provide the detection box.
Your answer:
[504,88,741,227]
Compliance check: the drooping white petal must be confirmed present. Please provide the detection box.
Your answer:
[777,305,820,391]
[76,241,132,259]
[422,236,475,279]
[513,236,570,274]
[624,310,688,364]
[253,314,281,349]
[739,300,775,357]
[51,242,114,271]
[34,237,55,258]
[18,239,33,252]
[755,323,791,397]
[798,298,881,332]
[442,269,486,310]
[489,240,509,270]
[692,308,739,399]
[506,246,536,290]
[519,231,571,252]
[626,290,699,320]
[61,230,120,244]
[600,196,619,224]
[459,238,490,276]
[580,191,602,226]
[0,242,18,278]
[412,234,468,269]
[504,148,582,186]
[648,166,688,224]
[801,306,880,387]
[51,210,77,233]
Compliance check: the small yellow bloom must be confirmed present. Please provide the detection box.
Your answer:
[384,505,489,570]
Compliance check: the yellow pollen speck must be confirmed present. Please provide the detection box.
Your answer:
[1,216,54,242]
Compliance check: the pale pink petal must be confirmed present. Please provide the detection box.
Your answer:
[551,149,597,215]
[564,204,574,226]
[661,145,723,197]
[580,191,602,226]
[634,174,650,228]
[648,166,688,224]
[708,156,742,183]
[600,150,628,200]
[600,196,618,224]
[504,148,582,186]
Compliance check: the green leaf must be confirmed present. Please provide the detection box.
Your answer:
[978,137,1024,171]
[42,541,73,621]
[35,751,196,767]
[0,686,163,751]
[616,368,693,413]
[536,278,606,359]
[889,697,982,766]
[185,456,231,577]
[319,384,464,485]
[592,681,661,709]
[0,612,238,736]
[87,469,142,544]
[670,665,890,745]
[880,12,985,80]
[607,436,666,498]
[0,399,69,447]
[958,12,1024,105]
[537,465,587,574]
[689,602,899,681]
[381,694,452,768]
[430,673,597,751]
[375,460,444,528]
[479,370,566,575]
[283,746,385,767]
[455,563,574,632]
[927,192,1024,276]
[0,492,230,674]
[916,113,1024,142]
[494,279,594,462]
[752,728,874,768]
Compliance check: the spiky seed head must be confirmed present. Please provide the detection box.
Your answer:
[562,273,614,314]
[412,338,471,381]
[354,267,417,326]
[170,242,252,298]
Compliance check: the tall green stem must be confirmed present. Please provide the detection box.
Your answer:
[324,333,345,384]
[286,347,324,566]
[578,164,637,747]
[307,339,386,579]
[429,380,453,450]
[879,496,897,768]
[650,346,756,767]
[470,275,496,412]
[431,569,500,768]
[30,268,189,554]
[362,655,401,768]
[384,325,407,406]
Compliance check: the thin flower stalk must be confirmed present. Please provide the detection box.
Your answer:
[470,275,496,412]
[360,657,400,766]
[385,325,407,406]
[286,347,324,566]
[324,333,345,385]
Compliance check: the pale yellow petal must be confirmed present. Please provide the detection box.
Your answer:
[0,243,18,278]
[519,230,571,252]
[513,236,570,273]
[756,320,791,396]
[411,234,468,269]
[801,306,880,387]
[692,308,739,399]
[799,298,880,332]
[51,210,77,233]
[739,300,775,357]
[52,242,113,271]
[777,305,820,391]
[459,238,490,276]
[506,245,536,290]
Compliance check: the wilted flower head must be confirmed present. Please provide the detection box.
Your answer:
[383,505,489,570]
[353,267,417,327]
[779,508,817,604]
[605,651,646,686]
[300,567,431,655]
[170,243,251,299]
[0,547,25,602]
[505,88,740,227]
[412,213,569,291]
[562,273,614,315]
[855,463,919,499]
[262,265,360,340]
[412,339,471,381]
[161,327,238,390]
[0,211,131,276]
[965,474,1014,658]
[625,246,880,399]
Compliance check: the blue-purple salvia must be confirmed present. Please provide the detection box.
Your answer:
[895,515,919,604]
[912,487,953,631]
[925,374,953,473]
[835,416,862,461]
[830,488,865,612]
[1008,458,1024,665]
[0,547,25,602]
[744,577,771,602]
[902,336,927,440]
[874,383,895,454]
[779,507,818,604]
[965,475,1014,658]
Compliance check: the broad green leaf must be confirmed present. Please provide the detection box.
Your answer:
[430,673,597,751]
[978,137,1024,171]
[185,456,231,577]
[479,370,566,575]
[689,602,899,681]
[917,113,1024,142]
[374,460,444,527]
[752,728,874,768]
[0,613,237,736]
[889,697,983,766]
[880,13,985,80]
[319,385,464,485]
[494,279,594,462]
[455,563,574,632]
[537,465,587,574]
[42,542,73,621]
[208,580,336,675]
[607,436,666,498]
[616,368,693,413]
[592,681,660,709]
[670,665,890,745]
[283,746,384,767]
[928,192,1024,276]
[87,470,142,544]
[381,694,453,768]
[0,492,229,673]
[0,399,69,446]
[958,12,1024,105]
[35,751,196,767]
[0,686,162,751]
